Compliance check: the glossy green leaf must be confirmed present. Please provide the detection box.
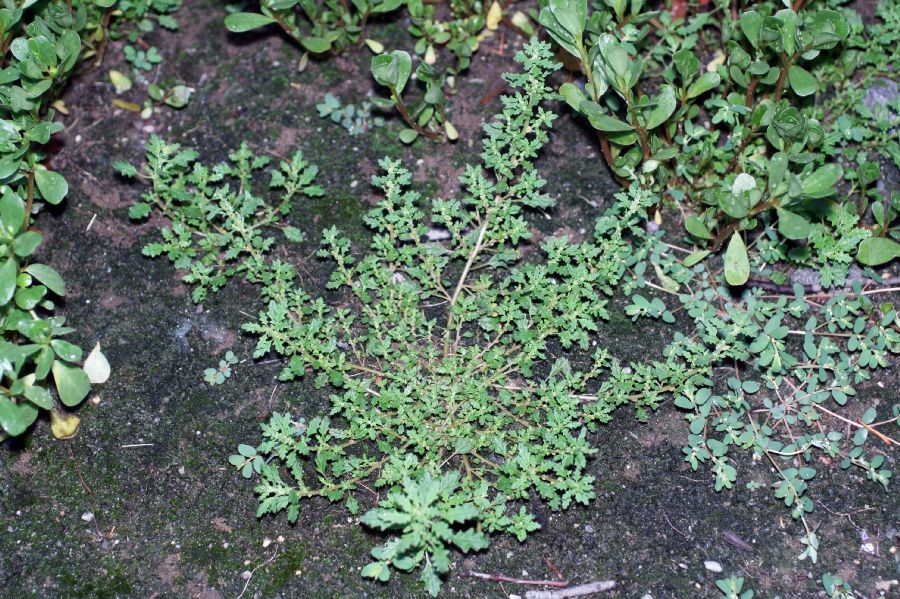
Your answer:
[857,237,900,266]
[34,169,68,205]
[724,233,750,286]
[371,50,412,94]
[23,264,65,296]
[0,258,17,306]
[52,361,91,407]
[12,231,42,257]
[398,128,418,144]
[586,113,633,133]
[645,84,676,130]
[224,13,276,33]
[776,208,810,240]
[684,249,711,267]
[788,65,817,97]
[301,36,331,54]
[685,215,713,240]
[686,72,721,99]
[800,164,842,199]
[0,397,38,436]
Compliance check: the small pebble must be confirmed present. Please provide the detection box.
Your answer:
[262,537,272,548]
[861,542,876,555]
[704,560,723,573]
[240,570,251,580]
[81,512,94,522]
[584,524,594,533]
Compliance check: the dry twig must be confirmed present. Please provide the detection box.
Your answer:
[524,580,617,598]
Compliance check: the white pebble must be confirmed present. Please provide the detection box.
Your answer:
[81,512,94,522]
[704,560,723,573]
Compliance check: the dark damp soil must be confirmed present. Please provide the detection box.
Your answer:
[1,2,899,598]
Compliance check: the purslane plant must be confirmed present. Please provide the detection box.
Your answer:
[225,0,405,56]
[224,0,520,143]
[539,0,899,281]
[369,49,458,143]
[0,0,120,440]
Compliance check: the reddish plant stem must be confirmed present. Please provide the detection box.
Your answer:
[392,93,442,140]
[465,571,569,588]
[774,52,797,101]
[745,76,758,107]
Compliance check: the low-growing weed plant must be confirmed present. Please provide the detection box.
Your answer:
[317,92,385,135]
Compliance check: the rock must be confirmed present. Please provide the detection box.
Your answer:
[81,511,94,522]
[864,79,899,121]
[704,560,723,573]
[875,580,898,592]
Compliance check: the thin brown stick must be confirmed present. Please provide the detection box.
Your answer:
[544,555,565,581]
[465,570,569,588]
[811,404,899,447]
[66,443,93,495]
